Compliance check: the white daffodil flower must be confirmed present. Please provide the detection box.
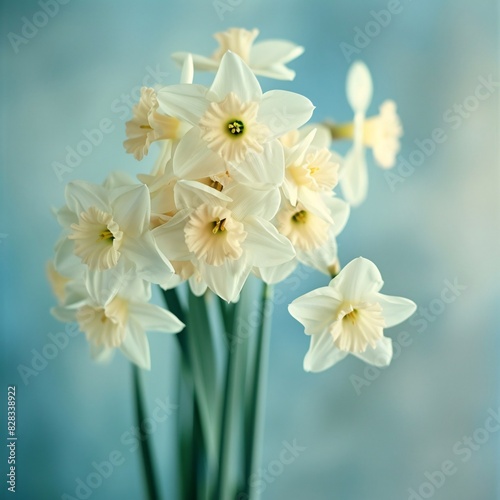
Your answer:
[289,257,416,372]
[153,180,295,302]
[52,273,184,370]
[281,129,340,222]
[55,174,175,293]
[124,55,194,161]
[157,51,314,188]
[172,28,304,81]
[124,87,190,161]
[334,61,403,206]
[262,194,349,284]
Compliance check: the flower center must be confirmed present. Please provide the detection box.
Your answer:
[330,302,386,353]
[199,92,269,164]
[69,206,123,271]
[227,120,244,135]
[212,217,227,234]
[292,210,307,224]
[184,204,247,266]
[276,204,329,252]
[76,296,129,349]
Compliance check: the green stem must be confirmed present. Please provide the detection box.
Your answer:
[244,284,273,499]
[132,364,160,500]
[161,287,203,500]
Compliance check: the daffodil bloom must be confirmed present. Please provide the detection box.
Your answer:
[153,180,295,302]
[52,273,184,370]
[329,61,403,206]
[172,27,304,81]
[55,175,175,293]
[124,87,191,161]
[124,56,194,160]
[289,257,416,372]
[157,51,314,188]
[281,129,340,222]
[261,194,349,284]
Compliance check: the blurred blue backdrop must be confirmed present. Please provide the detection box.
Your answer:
[1,0,499,499]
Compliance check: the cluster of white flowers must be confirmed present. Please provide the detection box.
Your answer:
[48,28,413,372]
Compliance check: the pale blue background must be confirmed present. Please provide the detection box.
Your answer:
[1,0,499,499]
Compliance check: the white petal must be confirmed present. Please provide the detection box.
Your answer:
[172,52,219,72]
[129,302,184,333]
[65,180,108,215]
[250,40,304,66]
[174,180,231,211]
[56,205,78,228]
[332,257,383,301]
[299,124,332,149]
[288,287,342,335]
[199,258,251,303]
[285,128,316,167]
[157,84,209,125]
[120,320,151,370]
[232,140,285,187]
[376,293,417,328]
[297,235,337,275]
[51,306,77,323]
[152,210,191,261]
[122,232,174,286]
[189,275,208,296]
[259,90,314,140]
[90,343,114,363]
[352,336,393,367]
[180,53,194,84]
[340,145,368,207]
[244,217,295,267]
[209,51,262,102]
[103,171,137,190]
[85,268,121,305]
[110,184,150,237]
[225,183,280,221]
[297,188,333,223]
[346,61,373,114]
[256,258,296,284]
[304,331,348,372]
[324,196,350,236]
[53,237,80,276]
[251,65,297,81]
[173,127,226,179]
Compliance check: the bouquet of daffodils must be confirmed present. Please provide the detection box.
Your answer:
[48,28,416,500]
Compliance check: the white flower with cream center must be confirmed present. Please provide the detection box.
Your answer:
[153,180,295,302]
[157,51,314,188]
[55,174,175,293]
[288,257,416,372]
[330,61,403,206]
[172,27,304,80]
[52,273,184,370]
